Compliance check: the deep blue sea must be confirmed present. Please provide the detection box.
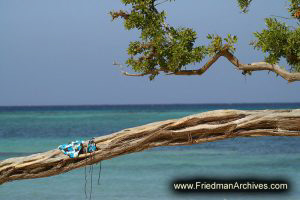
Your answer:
[1,103,300,200]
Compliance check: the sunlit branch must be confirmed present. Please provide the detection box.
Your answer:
[223,50,300,83]
[122,49,300,82]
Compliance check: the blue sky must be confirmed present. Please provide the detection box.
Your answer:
[0,0,299,106]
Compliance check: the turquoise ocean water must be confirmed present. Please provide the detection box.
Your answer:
[1,103,300,200]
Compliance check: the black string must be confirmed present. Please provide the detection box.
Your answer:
[83,140,102,200]
[90,164,93,200]
[84,156,88,199]
[89,157,92,173]
[97,162,102,185]
[89,152,94,200]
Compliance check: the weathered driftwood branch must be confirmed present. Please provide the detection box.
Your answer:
[1,109,300,185]
[123,49,300,82]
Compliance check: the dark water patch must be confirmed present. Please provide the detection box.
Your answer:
[153,137,300,155]
[0,103,299,112]
[1,104,300,144]
[0,152,36,157]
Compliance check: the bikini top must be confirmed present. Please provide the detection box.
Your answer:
[58,138,97,158]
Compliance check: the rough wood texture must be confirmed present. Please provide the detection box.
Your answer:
[1,109,300,185]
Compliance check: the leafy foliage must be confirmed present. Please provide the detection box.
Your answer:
[237,0,252,13]
[252,0,300,72]
[289,0,300,19]
[111,0,237,79]
[111,0,300,79]
[207,34,238,56]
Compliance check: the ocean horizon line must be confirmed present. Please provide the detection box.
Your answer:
[0,102,300,108]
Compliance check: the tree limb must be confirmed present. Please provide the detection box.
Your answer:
[1,109,300,185]
[222,50,300,83]
[122,72,151,76]
[123,49,300,82]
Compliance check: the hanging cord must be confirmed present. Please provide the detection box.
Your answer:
[89,151,94,200]
[84,156,88,199]
[90,139,98,200]
[83,138,101,200]
[97,162,102,185]
[85,141,94,200]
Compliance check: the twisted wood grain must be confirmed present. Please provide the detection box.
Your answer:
[1,109,300,185]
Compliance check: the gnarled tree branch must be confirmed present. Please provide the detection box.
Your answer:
[1,109,300,185]
[223,50,300,83]
[123,49,300,82]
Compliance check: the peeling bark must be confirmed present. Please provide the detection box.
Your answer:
[1,109,300,185]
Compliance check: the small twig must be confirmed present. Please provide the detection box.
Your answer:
[154,0,169,6]
[271,15,293,20]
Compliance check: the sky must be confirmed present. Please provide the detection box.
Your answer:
[0,0,299,106]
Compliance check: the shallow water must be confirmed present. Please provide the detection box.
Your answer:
[1,103,300,200]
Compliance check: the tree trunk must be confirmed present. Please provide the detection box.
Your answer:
[1,109,300,185]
